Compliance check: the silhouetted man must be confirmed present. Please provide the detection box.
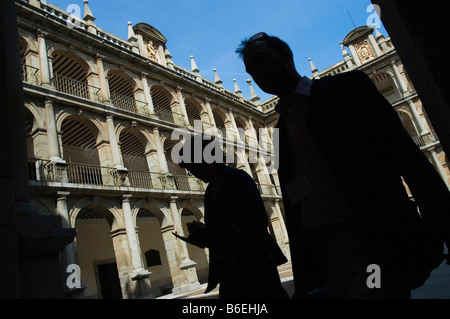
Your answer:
[174,133,289,299]
[237,32,450,299]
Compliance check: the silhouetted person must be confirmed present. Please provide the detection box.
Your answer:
[236,32,450,299]
[174,133,289,299]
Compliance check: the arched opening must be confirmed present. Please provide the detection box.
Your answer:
[119,128,147,172]
[398,111,419,139]
[185,98,202,128]
[25,108,43,181]
[136,207,174,297]
[151,87,174,123]
[75,204,120,299]
[108,71,137,113]
[19,36,40,84]
[61,116,110,185]
[61,116,98,164]
[52,52,92,100]
[25,108,35,159]
[371,71,402,104]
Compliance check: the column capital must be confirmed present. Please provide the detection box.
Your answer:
[95,54,105,61]
[123,194,133,201]
[35,29,48,38]
[57,191,70,199]
[169,195,178,203]
[44,96,53,104]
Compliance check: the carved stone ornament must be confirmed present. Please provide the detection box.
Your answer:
[355,40,375,62]
[147,40,159,62]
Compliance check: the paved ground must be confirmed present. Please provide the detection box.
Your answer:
[279,259,450,299]
[163,257,450,300]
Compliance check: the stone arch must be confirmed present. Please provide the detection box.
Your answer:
[47,43,97,76]
[117,122,155,154]
[151,85,177,123]
[18,29,38,53]
[18,30,39,76]
[184,97,203,127]
[57,110,110,168]
[55,108,108,145]
[397,109,419,138]
[24,100,45,129]
[70,196,122,229]
[178,200,205,221]
[50,49,91,81]
[370,70,397,94]
[132,198,172,228]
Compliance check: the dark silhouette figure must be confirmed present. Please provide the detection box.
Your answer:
[237,32,450,299]
[174,134,289,299]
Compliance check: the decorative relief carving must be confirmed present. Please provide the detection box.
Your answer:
[355,40,375,63]
[147,40,159,62]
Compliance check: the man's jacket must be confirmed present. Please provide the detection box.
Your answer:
[275,70,450,295]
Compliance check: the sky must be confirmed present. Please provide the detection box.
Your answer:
[49,0,387,102]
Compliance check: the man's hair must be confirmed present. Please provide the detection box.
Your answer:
[235,32,294,62]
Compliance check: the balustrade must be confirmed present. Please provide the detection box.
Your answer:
[382,87,403,104]
[52,74,102,102]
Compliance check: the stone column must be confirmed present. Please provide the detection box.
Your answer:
[391,60,408,94]
[274,199,289,246]
[203,98,216,134]
[44,98,68,182]
[153,127,169,173]
[95,55,110,103]
[44,98,64,163]
[169,196,200,295]
[140,73,155,115]
[36,30,52,87]
[267,201,290,258]
[427,148,450,188]
[176,86,189,126]
[56,191,86,298]
[122,195,149,278]
[228,108,239,135]
[106,115,129,186]
[56,191,75,266]
[106,115,124,169]
[407,99,429,136]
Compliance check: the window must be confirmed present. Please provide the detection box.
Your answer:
[145,249,162,267]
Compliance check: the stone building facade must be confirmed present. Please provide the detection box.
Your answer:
[16,0,449,299]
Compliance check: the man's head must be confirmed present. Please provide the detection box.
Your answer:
[177,133,225,183]
[236,32,301,97]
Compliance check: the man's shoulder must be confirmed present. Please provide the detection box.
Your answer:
[310,70,372,99]
[313,70,368,87]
